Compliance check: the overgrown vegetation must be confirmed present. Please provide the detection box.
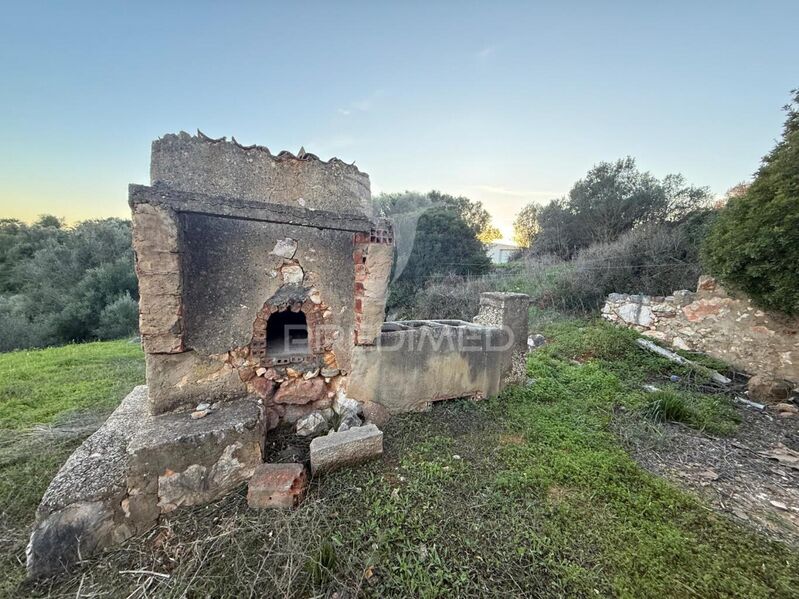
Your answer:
[0,217,139,351]
[517,157,712,260]
[376,191,494,315]
[4,321,796,597]
[401,213,714,320]
[703,89,799,315]
[395,157,717,321]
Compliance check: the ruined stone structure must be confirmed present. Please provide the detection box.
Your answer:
[602,276,798,384]
[27,132,529,578]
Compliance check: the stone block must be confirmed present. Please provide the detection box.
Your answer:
[247,463,308,509]
[310,423,383,475]
[27,501,119,579]
[296,411,328,437]
[132,203,180,254]
[28,387,263,578]
[357,243,393,344]
[146,351,246,414]
[748,375,793,404]
[273,377,326,405]
[360,400,392,428]
[271,238,297,259]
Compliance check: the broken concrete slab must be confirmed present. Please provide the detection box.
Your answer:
[27,386,263,579]
[310,423,383,475]
[247,463,308,509]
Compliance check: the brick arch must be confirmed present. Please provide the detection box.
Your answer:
[249,288,328,367]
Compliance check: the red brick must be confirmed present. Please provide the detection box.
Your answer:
[247,463,307,509]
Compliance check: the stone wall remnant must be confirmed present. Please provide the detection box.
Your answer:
[151,131,372,217]
[602,276,798,384]
[310,424,384,475]
[27,387,263,578]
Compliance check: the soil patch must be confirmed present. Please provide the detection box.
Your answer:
[616,402,799,546]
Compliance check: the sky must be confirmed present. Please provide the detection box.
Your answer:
[1,1,797,241]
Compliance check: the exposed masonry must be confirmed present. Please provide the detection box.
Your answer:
[603,275,798,383]
[27,132,530,578]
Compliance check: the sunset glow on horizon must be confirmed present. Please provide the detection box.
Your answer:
[2,1,798,243]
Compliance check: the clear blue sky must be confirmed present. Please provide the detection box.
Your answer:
[2,1,797,240]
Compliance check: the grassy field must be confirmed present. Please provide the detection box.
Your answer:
[2,325,798,597]
[0,340,145,595]
[0,340,145,429]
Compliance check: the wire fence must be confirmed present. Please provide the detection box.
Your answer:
[396,253,703,321]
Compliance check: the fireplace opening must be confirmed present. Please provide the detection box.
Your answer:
[266,309,309,358]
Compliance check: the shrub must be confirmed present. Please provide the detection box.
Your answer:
[400,275,493,321]
[703,90,799,315]
[94,292,139,340]
[644,391,692,425]
[0,295,52,352]
[0,217,138,351]
[534,216,715,312]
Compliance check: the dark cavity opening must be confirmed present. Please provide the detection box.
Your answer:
[266,309,309,358]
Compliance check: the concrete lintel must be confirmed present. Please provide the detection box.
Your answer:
[129,184,373,233]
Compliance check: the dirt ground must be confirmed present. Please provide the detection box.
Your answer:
[617,401,799,547]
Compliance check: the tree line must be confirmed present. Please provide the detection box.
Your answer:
[1,90,795,351]
[0,217,138,351]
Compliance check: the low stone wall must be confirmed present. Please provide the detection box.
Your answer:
[602,276,799,382]
[348,320,509,412]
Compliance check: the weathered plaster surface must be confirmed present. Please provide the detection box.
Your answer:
[348,314,520,413]
[27,387,263,578]
[150,132,372,217]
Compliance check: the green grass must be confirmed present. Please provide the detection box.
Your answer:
[0,340,144,595]
[4,322,799,597]
[0,339,145,429]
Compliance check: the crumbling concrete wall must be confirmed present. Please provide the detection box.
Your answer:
[151,131,372,217]
[474,292,530,384]
[348,292,530,413]
[602,276,799,382]
[348,320,509,412]
[131,203,183,354]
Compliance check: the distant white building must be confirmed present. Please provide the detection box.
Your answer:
[486,242,519,264]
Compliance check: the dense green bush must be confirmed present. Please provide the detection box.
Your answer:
[0,217,138,351]
[95,292,139,340]
[703,90,799,315]
[533,213,715,312]
[377,192,493,315]
[522,158,712,259]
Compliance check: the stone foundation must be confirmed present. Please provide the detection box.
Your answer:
[27,387,263,578]
[602,276,798,383]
